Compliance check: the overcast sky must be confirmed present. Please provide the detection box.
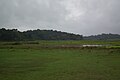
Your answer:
[0,0,120,36]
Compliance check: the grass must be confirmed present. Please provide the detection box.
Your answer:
[0,40,120,45]
[0,40,120,49]
[0,40,120,80]
[0,48,120,80]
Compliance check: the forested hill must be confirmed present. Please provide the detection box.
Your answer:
[0,28,83,41]
[84,33,120,40]
[0,28,120,41]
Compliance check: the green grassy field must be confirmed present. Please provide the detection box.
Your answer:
[0,41,120,80]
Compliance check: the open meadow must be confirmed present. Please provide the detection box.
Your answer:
[0,40,120,80]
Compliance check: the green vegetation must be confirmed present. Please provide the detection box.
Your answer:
[0,28,120,41]
[84,33,120,40]
[0,48,120,80]
[0,28,83,41]
[0,40,120,49]
[0,40,120,80]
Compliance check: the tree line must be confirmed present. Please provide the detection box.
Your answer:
[84,33,120,40]
[0,28,83,41]
[0,28,120,41]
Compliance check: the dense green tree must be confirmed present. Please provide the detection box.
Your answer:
[0,28,83,41]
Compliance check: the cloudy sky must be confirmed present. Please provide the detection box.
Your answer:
[0,0,120,36]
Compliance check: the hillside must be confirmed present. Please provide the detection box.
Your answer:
[0,28,120,41]
[0,28,83,41]
[84,33,120,40]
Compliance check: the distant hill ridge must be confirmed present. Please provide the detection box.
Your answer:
[0,28,120,41]
[84,33,120,40]
[0,28,83,41]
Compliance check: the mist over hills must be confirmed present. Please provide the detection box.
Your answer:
[0,28,120,41]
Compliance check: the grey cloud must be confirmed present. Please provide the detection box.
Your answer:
[0,0,120,35]
[0,0,67,26]
[61,0,120,35]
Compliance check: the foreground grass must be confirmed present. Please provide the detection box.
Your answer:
[0,48,120,80]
